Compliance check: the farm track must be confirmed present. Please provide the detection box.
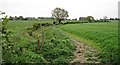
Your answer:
[57,28,101,64]
[70,39,100,64]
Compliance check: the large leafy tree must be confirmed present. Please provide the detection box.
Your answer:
[51,7,69,23]
[86,16,94,22]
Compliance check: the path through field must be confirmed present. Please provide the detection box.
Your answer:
[70,39,100,63]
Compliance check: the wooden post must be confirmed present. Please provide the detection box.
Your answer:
[38,36,40,49]
[42,31,44,48]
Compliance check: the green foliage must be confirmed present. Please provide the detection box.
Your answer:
[52,7,69,23]
[86,16,94,22]
[52,56,71,65]
[1,20,75,63]
[18,16,24,20]
[1,16,17,63]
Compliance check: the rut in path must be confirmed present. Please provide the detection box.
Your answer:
[70,39,100,63]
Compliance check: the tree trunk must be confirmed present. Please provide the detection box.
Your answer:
[58,19,62,24]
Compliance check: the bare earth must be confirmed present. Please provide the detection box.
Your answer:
[70,39,100,63]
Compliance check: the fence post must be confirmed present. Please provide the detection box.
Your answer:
[42,31,44,48]
[38,36,40,49]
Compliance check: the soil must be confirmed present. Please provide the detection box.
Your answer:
[70,39,101,63]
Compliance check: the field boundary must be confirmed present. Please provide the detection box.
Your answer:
[59,28,100,50]
[57,28,101,63]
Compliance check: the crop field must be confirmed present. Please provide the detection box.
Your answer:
[1,0,119,64]
[60,21,118,63]
[1,19,119,64]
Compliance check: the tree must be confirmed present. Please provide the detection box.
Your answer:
[0,11,5,15]
[86,16,94,22]
[79,17,82,20]
[14,16,18,20]
[9,16,13,20]
[18,16,24,20]
[103,16,107,20]
[51,7,69,23]
[103,16,109,22]
[110,18,114,20]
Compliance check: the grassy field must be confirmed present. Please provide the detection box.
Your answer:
[1,20,76,64]
[60,21,118,63]
[1,20,119,63]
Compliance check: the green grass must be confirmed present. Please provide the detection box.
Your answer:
[1,20,75,64]
[6,20,53,31]
[60,21,118,63]
[1,20,119,63]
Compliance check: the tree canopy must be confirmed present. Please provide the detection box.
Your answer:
[86,16,94,22]
[51,7,69,23]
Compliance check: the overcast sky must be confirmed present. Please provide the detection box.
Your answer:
[0,0,119,19]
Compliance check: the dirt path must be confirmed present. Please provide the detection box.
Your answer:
[70,39,100,63]
[57,29,100,63]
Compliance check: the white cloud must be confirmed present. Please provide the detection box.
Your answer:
[0,0,119,19]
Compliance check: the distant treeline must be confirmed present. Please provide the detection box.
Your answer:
[8,16,54,20]
[8,16,120,21]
